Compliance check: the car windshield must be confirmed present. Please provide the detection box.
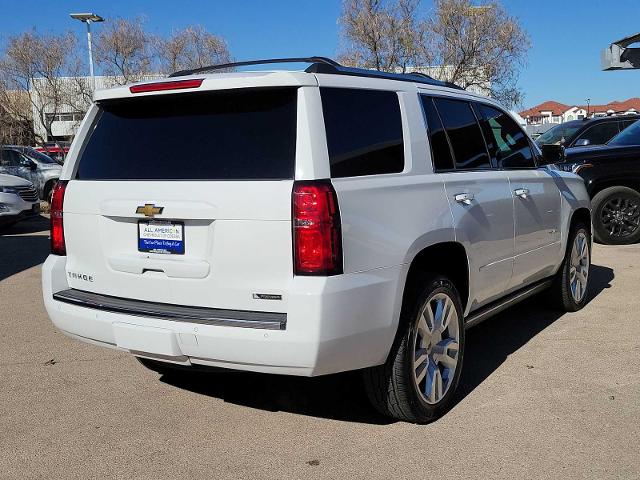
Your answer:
[535,123,581,146]
[20,148,58,164]
[608,120,640,146]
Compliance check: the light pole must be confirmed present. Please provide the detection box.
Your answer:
[70,13,104,91]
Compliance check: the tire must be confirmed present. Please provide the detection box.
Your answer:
[592,186,640,245]
[44,180,57,205]
[550,222,591,312]
[363,274,465,424]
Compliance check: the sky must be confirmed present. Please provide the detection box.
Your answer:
[0,0,638,109]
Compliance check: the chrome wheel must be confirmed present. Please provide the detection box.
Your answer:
[569,231,590,303]
[601,196,640,239]
[413,293,460,405]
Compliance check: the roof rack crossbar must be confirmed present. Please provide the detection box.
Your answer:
[168,55,463,90]
[169,57,341,77]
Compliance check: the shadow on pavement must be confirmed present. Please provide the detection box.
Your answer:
[160,264,614,425]
[0,215,50,281]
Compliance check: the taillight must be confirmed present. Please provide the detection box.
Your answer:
[293,181,343,276]
[50,180,68,255]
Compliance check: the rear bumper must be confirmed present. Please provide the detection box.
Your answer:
[42,255,404,376]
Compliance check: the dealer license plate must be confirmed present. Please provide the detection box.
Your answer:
[138,221,185,255]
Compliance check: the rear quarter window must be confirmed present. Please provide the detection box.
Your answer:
[320,87,404,178]
[75,88,298,180]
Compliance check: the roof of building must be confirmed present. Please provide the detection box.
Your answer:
[520,98,640,118]
[520,101,571,117]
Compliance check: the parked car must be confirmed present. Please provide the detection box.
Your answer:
[41,57,591,423]
[0,146,62,202]
[34,142,70,163]
[560,119,640,244]
[535,115,639,148]
[0,174,40,227]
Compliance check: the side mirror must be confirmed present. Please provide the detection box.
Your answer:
[30,161,38,171]
[539,144,566,166]
[574,138,590,147]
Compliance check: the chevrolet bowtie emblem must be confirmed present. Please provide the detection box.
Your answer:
[136,203,164,218]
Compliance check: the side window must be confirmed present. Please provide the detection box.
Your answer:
[433,98,491,170]
[575,122,620,146]
[421,96,454,171]
[1,149,20,167]
[320,87,404,178]
[476,103,535,169]
[621,120,638,131]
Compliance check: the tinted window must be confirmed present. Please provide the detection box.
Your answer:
[19,147,57,164]
[621,120,638,131]
[477,104,535,169]
[421,96,454,171]
[433,98,490,170]
[609,119,640,146]
[575,122,620,146]
[0,149,21,167]
[320,88,404,178]
[535,123,581,146]
[75,88,297,180]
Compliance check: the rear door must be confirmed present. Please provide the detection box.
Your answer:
[423,96,515,309]
[476,103,562,289]
[62,87,300,312]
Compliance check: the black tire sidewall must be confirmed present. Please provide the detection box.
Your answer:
[402,276,465,422]
[593,187,640,245]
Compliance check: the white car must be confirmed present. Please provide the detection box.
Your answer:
[42,57,591,423]
[0,174,40,226]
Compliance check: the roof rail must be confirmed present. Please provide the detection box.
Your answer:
[168,57,340,77]
[169,56,463,90]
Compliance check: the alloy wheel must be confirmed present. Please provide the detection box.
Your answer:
[601,196,640,239]
[413,292,460,405]
[569,231,590,303]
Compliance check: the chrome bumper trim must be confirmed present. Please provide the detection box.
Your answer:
[53,288,286,330]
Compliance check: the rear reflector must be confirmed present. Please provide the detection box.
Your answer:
[293,181,343,276]
[50,180,69,255]
[129,79,203,94]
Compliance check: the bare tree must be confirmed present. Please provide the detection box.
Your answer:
[338,0,530,107]
[94,17,153,85]
[338,0,425,72]
[155,26,232,74]
[425,0,529,107]
[0,30,79,146]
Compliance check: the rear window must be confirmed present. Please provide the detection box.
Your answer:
[75,88,297,180]
[320,87,404,178]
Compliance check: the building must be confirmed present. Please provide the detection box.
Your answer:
[30,75,161,143]
[520,98,640,125]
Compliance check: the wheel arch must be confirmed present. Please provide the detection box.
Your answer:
[401,241,470,315]
[588,178,640,198]
[570,207,592,234]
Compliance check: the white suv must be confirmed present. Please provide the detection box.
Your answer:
[42,57,591,423]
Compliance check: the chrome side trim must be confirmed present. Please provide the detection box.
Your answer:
[53,288,286,330]
[465,278,553,329]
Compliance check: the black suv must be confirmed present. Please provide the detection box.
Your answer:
[536,115,639,148]
[559,120,640,244]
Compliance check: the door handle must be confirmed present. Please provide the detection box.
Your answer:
[454,192,474,205]
[514,188,529,199]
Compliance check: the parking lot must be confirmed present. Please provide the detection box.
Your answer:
[1,215,638,479]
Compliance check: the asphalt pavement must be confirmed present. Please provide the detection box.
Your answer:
[1,215,638,479]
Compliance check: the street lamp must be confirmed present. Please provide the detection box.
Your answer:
[70,13,104,91]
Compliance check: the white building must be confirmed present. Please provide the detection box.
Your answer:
[520,98,640,126]
[30,75,161,142]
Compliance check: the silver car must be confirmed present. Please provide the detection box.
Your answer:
[0,173,40,227]
[0,146,62,202]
